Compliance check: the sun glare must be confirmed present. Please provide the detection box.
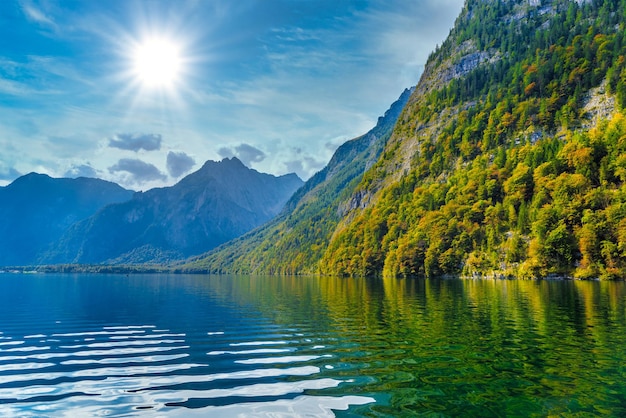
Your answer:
[132,37,182,88]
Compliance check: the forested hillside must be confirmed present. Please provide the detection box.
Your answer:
[191,0,626,279]
[322,0,626,279]
[183,88,413,274]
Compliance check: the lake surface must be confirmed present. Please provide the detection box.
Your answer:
[0,274,625,417]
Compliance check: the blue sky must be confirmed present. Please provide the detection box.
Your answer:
[0,0,464,190]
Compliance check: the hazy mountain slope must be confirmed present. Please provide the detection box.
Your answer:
[44,158,303,264]
[184,88,413,274]
[0,174,133,266]
[321,0,626,279]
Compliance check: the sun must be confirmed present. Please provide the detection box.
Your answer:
[132,37,182,88]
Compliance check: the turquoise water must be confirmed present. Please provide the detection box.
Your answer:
[0,274,625,416]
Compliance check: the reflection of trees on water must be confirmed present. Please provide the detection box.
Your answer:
[201,275,626,416]
[203,275,626,341]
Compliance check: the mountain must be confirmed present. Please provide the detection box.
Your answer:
[190,0,626,279]
[0,174,133,266]
[183,87,413,274]
[321,0,626,280]
[43,158,303,264]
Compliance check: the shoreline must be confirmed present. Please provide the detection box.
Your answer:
[1,265,617,281]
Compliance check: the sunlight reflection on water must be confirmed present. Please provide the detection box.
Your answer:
[0,274,375,416]
[0,318,373,416]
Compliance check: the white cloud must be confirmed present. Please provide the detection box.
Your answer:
[362,0,465,87]
[0,77,35,97]
[282,145,327,178]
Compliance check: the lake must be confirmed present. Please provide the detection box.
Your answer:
[0,274,625,417]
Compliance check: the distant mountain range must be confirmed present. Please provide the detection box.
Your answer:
[0,174,133,266]
[0,158,302,266]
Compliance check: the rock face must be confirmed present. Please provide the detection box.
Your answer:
[0,174,133,266]
[43,158,303,264]
[582,79,617,127]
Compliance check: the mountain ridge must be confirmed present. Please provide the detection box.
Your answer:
[42,157,303,265]
[189,0,626,280]
[0,174,134,266]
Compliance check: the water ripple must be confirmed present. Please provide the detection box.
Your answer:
[236,355,331,365]
[207,348,292,355]
[229,340,289,347]
[0,321,367,416]
[60,353,190,366]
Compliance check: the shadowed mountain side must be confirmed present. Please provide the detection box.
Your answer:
[0,174,133,266]
[182,87,414,274]
[43,158,303,264]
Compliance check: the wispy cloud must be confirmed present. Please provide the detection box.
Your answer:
[197,0,463,179]
[362,0,464,86]
[0,55,89,97]
[19,0,56,28]
[270,27,321,43]
[0,77,36,97]
[27,55,95,86]
[0,0,465,186]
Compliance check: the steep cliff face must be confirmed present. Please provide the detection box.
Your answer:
[321,0,626,279]
[184,88,413,274]
[44,158,303,264]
